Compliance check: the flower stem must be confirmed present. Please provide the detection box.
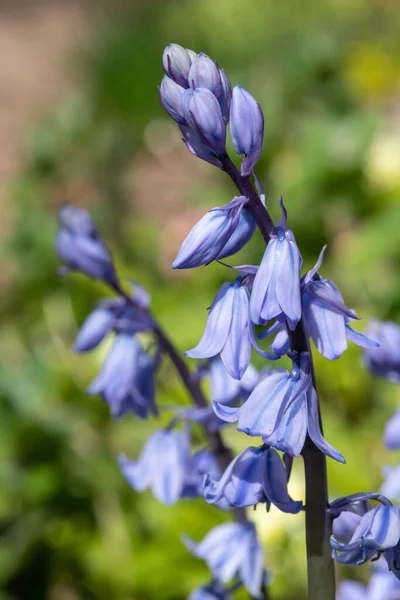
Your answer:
[220,155,336,600]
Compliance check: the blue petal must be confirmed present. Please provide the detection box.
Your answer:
[262,448,303,513]
[303,291,348,360]
[151,430,191,505]
[213,402,242,423]
[237,370,290,437]
[216,208,256,260]
[262,390,307,456]
[88,334,140,410]
[345,324,380,349]
[307,387,346,463]
[74,308,115,352]
[250,240,279,325]
[186,283,234,359]
[220,284,251,379]
[172,210,235,269]
[276,237,301,330]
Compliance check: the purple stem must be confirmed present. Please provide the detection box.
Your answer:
[220,153,335,600]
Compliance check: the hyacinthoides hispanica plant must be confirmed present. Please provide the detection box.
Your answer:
[55,43,400,600]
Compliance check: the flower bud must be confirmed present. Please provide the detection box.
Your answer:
[172,196,255,269]
[162,43,195,88]
[188,53,222,99]
[158,75,186,125]
[179,125,223,168]
[230,85,264,176]
[219,68,232,122]
[182,88,226,155]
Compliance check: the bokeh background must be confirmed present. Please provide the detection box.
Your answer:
[1,0,400,598]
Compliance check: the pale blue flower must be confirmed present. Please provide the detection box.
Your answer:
[55,204,117,284]
[330,494,400,566]
[172,197,255,269]
[88,333,157,419]
[119,428,191,505]
[203,445,302,513]
[183,522,264,598]
[214,352,344,462]
[381,464,400,500]
[302,246,378,360]
[363,321,400,384]
[250,203,302,330]
[230,86,264,176]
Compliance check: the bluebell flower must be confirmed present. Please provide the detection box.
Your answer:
[214,352,344,462]
[250,202,302,330]
[162,44,196,88]
[203,445,303,513]
[384,409,400,451]
[183,522,264,598]
[55,204,117,284]
[186,276,276,380]
[189,54,222,100]
[257,321,290,357]
[230,86,264,176]
[182,88,226,155]
[88,333,158,419]
[172,197,255,269]
[363,321,400,384]
[337,561,400,600]
[330,494,400,566]
[159,75,186,125]
[119,428,192,505]
[381,464,400,501]
[182,449,222,499]
[301,246,378,360]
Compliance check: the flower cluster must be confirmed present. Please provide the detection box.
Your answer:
[56,40,395,600]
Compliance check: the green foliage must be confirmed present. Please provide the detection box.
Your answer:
[1,0,400,598]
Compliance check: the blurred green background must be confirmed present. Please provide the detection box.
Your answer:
[1,0,400,598]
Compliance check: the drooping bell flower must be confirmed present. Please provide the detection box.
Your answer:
[186,276,276,380]
[172,197,255,269]
[203,445,302,514]
[337,561,400,600]
[183,522,265,598]
[302,246,378,360]
[363,320,400,384]
[257,320,290,357]
[250,200,302,330]
[55,204,117,284]
[119,428,191,505]
[230,86,264,176]
[330,493,400,566]
[181,449,222,499]
[74,290,153,353]
[162,43,196,88]
[214,352,345,462]
[88,333,158,419]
